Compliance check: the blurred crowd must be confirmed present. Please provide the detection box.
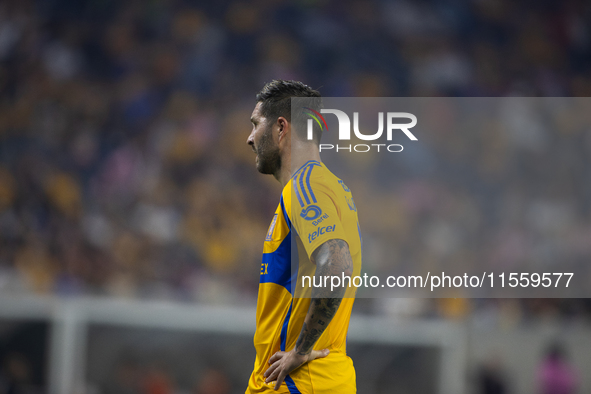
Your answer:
[1,0,591,322]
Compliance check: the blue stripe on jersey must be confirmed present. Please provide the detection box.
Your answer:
[280,302,301,393]
[290,160,320,180]
[277,229,300,348]
[290,226,301,295]
[293,181,305,207]
[260,234,292,292]
[293,161,322,207]
[280,300,293,351]
[284,375,302,393]
[305,164,318,203]
[298,170,311,205]
[280,196,291,229]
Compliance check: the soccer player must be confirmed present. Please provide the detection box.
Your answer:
[245,80,362,393]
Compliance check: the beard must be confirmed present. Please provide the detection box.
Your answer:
[255,127,281,175]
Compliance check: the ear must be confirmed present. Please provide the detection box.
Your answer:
[277,117,289,142]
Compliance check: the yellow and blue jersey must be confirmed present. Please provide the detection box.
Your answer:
[247,160,362,394]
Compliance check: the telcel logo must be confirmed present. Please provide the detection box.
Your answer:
[308,224,336,243]
[305,109,417,153]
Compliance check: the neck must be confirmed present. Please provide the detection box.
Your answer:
[276,140,321,187]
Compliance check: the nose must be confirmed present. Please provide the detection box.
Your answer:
[247,130,255,147]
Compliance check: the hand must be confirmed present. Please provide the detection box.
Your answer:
[264,348,330,390]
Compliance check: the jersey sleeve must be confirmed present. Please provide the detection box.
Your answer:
[290,174,349,259]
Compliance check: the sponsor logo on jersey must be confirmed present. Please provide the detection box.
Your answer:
[265,214,278,241]
[338,180,350,192]
[300,205,322,221]
[312,213,329,226]
[346,195,357,212]
[308,224,336,243]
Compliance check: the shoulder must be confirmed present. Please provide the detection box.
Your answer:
[293,160,339,190]
[292,160,324,183]
[291,161,340,204]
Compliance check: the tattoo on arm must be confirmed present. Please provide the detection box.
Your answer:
[295,239,353,356]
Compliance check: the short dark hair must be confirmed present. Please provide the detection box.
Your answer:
[256,80,323,143]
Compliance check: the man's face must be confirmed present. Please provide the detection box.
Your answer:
[247,102,281,175]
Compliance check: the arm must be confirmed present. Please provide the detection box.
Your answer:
[294,239,353,355]
[264,238,353,390]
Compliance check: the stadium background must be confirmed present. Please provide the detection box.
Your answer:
[0,0,590,393]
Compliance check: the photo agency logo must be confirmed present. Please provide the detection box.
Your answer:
[302,107,418,153]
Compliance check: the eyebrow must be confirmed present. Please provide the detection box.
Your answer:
[250,116,257,124]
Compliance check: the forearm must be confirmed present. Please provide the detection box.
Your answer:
[294,239,353,356]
